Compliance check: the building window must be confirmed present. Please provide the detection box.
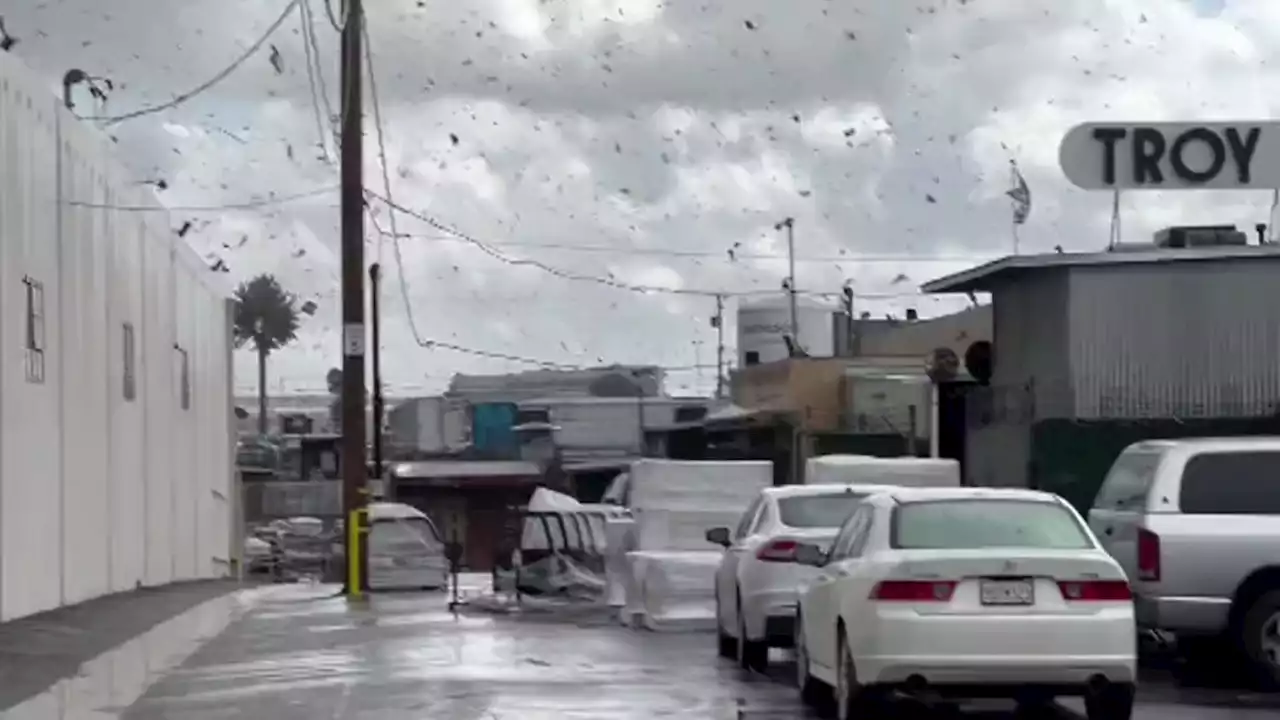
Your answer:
[745,351,760,366]
[23,276,45,383]
[176,345,191,410]
[122,322,137,401]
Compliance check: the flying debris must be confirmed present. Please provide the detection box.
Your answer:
[0,16,16,52]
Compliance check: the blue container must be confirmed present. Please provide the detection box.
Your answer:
[471,402,519,457]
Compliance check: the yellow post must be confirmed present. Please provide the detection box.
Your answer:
[346,507,367,599]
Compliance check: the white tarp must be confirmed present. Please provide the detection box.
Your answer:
[622,551,723,631]
[521,487,586,552]
[617,460,769,631]
[628,459,772,551]
[603,517,637,607]
[520,488,621,554]
[805,455,961,488]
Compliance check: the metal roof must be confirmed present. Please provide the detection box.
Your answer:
[921,243,1280,294]
[389,460,541,479]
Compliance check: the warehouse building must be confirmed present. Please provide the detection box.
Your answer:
[0,52,235,620]
[922,226,1280,507]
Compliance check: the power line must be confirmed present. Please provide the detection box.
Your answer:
[64,185,337,212]
[365,193,927,301]
[364,15,430,356]
[360,36,752,370]
[386,231,993,264]
[83,0,302,125]
[298,0,331,161]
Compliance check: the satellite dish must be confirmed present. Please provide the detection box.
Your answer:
[925,347,960,383]
[964,341,993,384]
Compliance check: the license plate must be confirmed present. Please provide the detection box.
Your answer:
[979,578,1034,606]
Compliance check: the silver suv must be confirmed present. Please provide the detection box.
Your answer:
[1087,437,1280,686]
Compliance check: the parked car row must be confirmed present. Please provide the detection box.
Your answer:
[707,437,1280,719]
[709,484,1136,720]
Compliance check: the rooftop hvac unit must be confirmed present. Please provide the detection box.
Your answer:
[1154,225,1247,249]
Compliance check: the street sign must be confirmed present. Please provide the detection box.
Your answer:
[1059,121,1280,190]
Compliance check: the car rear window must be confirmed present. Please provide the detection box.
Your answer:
[892,499,1094,550]
[370,517,443,552]
[1179,451,1280,515]
[778,493,867,528]
[1093,451,1162,511]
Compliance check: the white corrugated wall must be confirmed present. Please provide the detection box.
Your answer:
[0,51,234,621]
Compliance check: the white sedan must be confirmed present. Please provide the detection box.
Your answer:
[706,484,901,671]
[792,487,1136,720]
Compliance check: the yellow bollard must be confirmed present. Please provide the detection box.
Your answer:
[346,507,368,599]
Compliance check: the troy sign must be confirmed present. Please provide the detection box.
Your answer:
[1058,122,1280,190]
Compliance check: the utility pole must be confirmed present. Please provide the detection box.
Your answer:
[775,217,799,344]
[370,263,384,488]
[841,282,855,357]
[711,294,725,398]
[339,0,368,597]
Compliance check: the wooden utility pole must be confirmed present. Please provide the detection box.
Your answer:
[339,0,368,597]
[776,217,798,343]
[712,295,725,398]
[370,263,384,483]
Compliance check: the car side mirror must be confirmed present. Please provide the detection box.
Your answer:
[794,543,827,567]
[705,527,731,547]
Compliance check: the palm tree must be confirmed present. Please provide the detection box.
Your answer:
[233,274,301,435]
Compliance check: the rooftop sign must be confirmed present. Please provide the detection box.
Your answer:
[1059,122,1280,190]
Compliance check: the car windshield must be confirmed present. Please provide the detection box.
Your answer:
[892,500,1094,550]
[778,493,867,528]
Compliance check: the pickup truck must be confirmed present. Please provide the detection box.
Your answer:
[1088,437,1280,687]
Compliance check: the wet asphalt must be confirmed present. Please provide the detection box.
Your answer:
[105,584,1279,720]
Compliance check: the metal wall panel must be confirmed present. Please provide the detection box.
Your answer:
[0,52,234,621]
[1068,261,1280,419]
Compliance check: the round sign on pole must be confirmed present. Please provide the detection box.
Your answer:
[1059,121,1280,191]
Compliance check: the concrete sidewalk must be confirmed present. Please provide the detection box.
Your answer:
[0,579,243,712]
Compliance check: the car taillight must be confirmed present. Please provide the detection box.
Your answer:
[1057,580,1132,601]
[756,539,799,562]
[1136,528,1160,582]
[870,580,956,602]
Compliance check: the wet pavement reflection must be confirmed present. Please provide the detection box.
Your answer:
[9,582,1279,719]
[2,587,267,720]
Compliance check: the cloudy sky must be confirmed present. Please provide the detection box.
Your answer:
[3,0,1274,396]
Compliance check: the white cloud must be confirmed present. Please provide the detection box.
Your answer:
[8,0,1280,397]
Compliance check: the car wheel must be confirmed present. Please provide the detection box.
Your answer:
[715,593,736,659]
[1084,682,1135,720]
[1241,589,1280,688]
[835,629,883,720]
[736,593,769,672]
[795,612,831,710]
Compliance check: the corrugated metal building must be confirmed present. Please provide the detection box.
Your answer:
[923,239,1280,489]
[0,52,235,620]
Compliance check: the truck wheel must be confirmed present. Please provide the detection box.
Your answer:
[1240,589,1280,689]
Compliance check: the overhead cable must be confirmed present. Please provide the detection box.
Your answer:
[83,0,302,125]
[365,192,924,301]
[64,185,337,212]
